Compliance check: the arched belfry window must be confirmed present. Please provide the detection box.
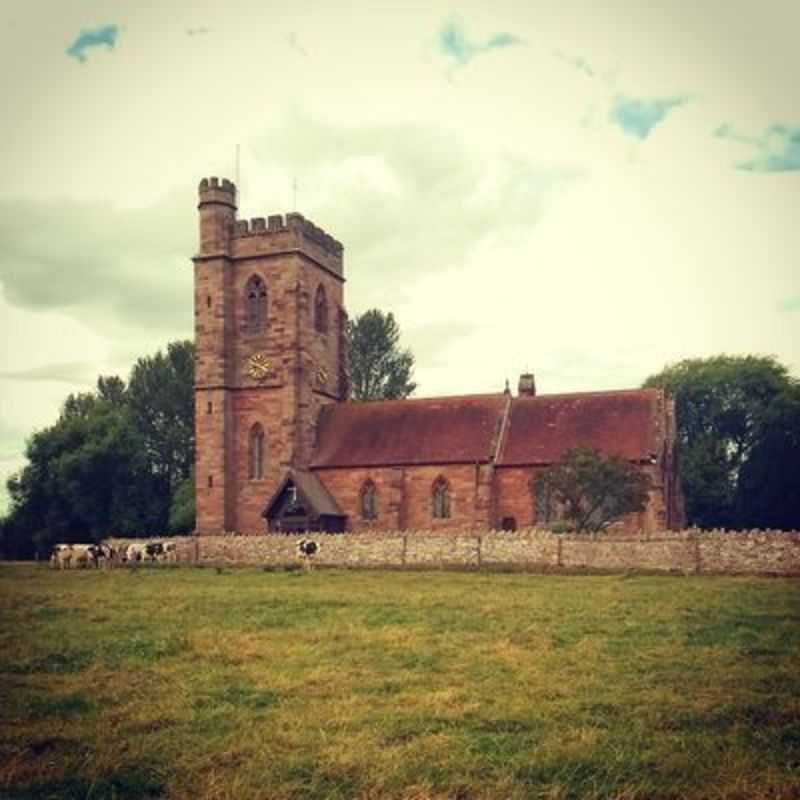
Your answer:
[360,480,378,520]
[314,285,328,333]
[432,476,451,519]
[246,276,267,333]
[249,423,265,480]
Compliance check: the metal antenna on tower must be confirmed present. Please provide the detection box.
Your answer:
[235,144,241,203]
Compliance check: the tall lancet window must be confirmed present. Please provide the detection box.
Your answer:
[531,475,553,526]
[246,276,267,333]
[249,424,265,480]
[360,480,378,520]
[314,285,328,333]
[432,476,451,519]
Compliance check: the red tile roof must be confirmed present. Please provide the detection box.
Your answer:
[498,389,664,466]
[311,394,507,468]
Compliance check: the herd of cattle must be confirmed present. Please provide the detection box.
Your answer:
[49,541,178,569]
[48,539,323,570]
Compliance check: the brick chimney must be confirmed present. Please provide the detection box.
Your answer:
[518,372,536,397]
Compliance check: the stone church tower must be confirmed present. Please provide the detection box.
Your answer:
[193,178,346,534]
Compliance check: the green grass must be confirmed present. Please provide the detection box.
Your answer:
[0,564,798,799]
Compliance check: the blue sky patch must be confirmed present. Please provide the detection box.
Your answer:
[66,24,119,63]
[610,95,687,139]
[720,123,800,173]
[439,21,520,66]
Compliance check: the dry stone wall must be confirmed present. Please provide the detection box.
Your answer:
[106,529,800,576]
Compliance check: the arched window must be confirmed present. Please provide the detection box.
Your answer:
[314,285,328,333]
[249,424,265,480]
[360,480,378,520]
[432,477,451,519]
[532,476,552,526]
[245,276,267,333]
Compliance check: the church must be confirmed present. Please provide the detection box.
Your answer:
[193,177,684,535]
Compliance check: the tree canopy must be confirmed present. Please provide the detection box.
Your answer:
[0,341,195,559]
[643,354,799,529]
[536,447,651,533]
[347,309,417,401]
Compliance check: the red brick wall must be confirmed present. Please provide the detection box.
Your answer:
[494,467,535,529]
[314,468,403,531]
[403,464,487,531]
[314,463,492,532]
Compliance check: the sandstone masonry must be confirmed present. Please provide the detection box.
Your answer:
[108,529,800,576]
[192,177,683,535]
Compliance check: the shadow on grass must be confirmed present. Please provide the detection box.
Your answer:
[3,767,167,800]
[1,632,189,675]
[1,651,92,675]
[27,692,95,719]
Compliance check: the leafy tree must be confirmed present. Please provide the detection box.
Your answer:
[1,341,196,558]
[536,447,651,533]
[169,471,196,534]
[127,340,195,494]
[643,355,793,528]
[735,385,800,530]
[347,310,416,401]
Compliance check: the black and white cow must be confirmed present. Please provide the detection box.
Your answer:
[297,539,321,571]
[96,543,116,568]
[124,541,177,565]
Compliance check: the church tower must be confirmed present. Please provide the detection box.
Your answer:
[193,177,346,534]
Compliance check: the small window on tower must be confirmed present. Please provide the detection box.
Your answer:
[314,285,328,333]
[245,276,267,333]
[208,475,213,488]
[206,295,212,309]
[207,401,213,414]
[249,423,265,480]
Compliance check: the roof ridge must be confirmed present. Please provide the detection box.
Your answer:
[337,392,506,408]
[517,387,659,401]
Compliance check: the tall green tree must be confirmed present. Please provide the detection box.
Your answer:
[127,340,195,494]
[734,385,800,530]
[536,447,651,533]
[643,355,795,529]
[1,381,162,558]
[347,309,417,401]
[1,341,196,558]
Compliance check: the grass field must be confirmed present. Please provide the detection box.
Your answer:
[0,564,798,800]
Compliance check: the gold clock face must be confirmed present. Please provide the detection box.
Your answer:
[246,353,273,381]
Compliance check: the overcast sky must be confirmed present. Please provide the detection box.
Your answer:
[1,0,798,512]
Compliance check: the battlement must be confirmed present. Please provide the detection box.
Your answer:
[199,176,236,194]
[230,211,344,259]
[196,176,344,273]
[198,176,237,210]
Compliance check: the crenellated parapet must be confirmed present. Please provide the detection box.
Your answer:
[196,176,343,276]
[231,211,344,259]
[198,176,237,210]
